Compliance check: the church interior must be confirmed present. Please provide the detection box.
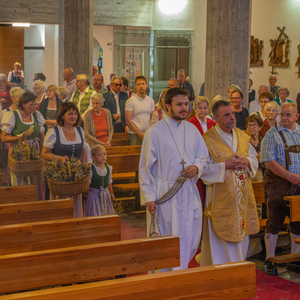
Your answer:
[1,0,300,299]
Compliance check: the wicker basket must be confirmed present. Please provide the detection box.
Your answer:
[46,175,90,196]
[8,157,44,177]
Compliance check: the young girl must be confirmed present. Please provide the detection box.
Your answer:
[85,145,115,216]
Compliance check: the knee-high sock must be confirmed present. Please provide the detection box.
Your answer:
[290,233,300,254]
[265,233,278,259]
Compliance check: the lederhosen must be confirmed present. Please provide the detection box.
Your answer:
[264,126,300,235]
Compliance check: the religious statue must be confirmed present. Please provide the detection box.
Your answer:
[250,35,263,66]
[269,26,290,68]
[295,44,300,78]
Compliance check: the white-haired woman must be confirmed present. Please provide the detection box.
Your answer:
[274,87,292,106]
[33,80,47,110]
[0,87,24,185]
[259,101,280,138]
[84,93,113,148]
[0,73,12,110]
[151,87,169,125]
[7,62,24,89]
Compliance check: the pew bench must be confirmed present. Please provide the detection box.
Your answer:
[0,236,180,294]
[0,261,256,300]
[0,215,120,255]
[0,199,74,226]
[111,139,127,147]
[112,172,136,182]
[0,173,3,186]
[112,132,128,140]
[0,185,36,204]
[106,145,141,156]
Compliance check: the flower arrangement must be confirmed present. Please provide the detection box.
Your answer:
[10,141,40,161]
[44,157,91,182]
[113,200,123,215]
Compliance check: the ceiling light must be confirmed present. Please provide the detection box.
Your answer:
[12,23,30,27]
[158,0,187,15]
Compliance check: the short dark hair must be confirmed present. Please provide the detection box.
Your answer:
[212,100,232,116]
[246,114,263,127]
[249,78,253,85]
[230,88,243,99]
[34,73,46,81]
[121,77,129,88]
[259,92,273,101]
[18,91,36,110]
[56,102,82,127]
[165,88,189,107]
[135,75,147,84]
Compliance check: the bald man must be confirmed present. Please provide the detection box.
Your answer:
[63,68,77,101]
[168,78,179,88]
[261,103,300,276]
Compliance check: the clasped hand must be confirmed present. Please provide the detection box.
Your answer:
[225,155,250,170]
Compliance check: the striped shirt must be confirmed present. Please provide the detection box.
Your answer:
[260,124,300,174]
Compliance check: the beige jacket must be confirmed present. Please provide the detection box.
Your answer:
[84,108,114,148]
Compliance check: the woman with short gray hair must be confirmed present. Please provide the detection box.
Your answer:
[0,73,12,110]
[274,86,292,106]
[260,101,280,137]
[84,93,113,148]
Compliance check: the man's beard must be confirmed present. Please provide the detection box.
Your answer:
[170,107,187,121]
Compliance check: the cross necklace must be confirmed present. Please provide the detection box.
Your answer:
[164,119,186,174]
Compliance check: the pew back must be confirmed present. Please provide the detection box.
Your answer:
[0,199,74,226]
[0,185,36,204]
[107,154,140,173]
[0,215,121,255]
[106,145,141,156]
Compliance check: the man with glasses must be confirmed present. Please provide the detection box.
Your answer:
[230,88,249,130]
[261,103,300,276]
[70,74,96,119]
[103,76,128,133]
[125,76,155,145]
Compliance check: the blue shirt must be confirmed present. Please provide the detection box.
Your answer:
[260,124,300,174]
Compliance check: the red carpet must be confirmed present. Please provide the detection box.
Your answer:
[246,269,300,300]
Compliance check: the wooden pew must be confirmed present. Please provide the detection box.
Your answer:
[0,199,74,226]
[0,261,256,300]
[106,145,141,155]
[0,185,36,204]
[112,132,128,140]
[111,139,127,146]
[0,236,180,294]
[0,173,3,186]
[0,215,120,255]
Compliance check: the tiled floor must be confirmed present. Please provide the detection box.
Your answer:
[122,213,300,284]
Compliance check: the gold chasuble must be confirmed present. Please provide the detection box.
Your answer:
[203,127,259,242]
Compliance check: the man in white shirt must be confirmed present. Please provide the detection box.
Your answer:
[125,76,155,145]
[63,68,77,101]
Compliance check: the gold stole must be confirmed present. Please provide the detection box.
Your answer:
[203,127,259,242]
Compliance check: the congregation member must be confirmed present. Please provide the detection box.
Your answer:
[248,78,257,105]
[150,87,169,125]
[57,86,68,103]
[42,102,87,217]
[103,76,128,133]
[93,66,98,77]
[120,77,133,98]
[62,68,77,101]
[274,86,292,106]
[33,73,46,82]
[125,76,155,145]
[70,74,96,119]
[168,78,179,88]
[84,93,113,148]
[188,96,216,207]
[0,87,24,185]
[139,88,208,270]
[261,103,300,276]
[105,72,117,91]
[246,114,264,181]
[252,92,273,121]
[269,75,280,99]
[33,80,47,110]
[259,101,280,138]
[1,91,45,200]
[0,73,12,110]
[7,62,24,89]
[200,100,259,266]
[39,85,63,133]
[206,94,226,120]
[177,69,195,102]
[230,88,249,130]
[93,74,108,95]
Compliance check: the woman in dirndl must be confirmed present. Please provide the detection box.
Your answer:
[41,102,87,217]
[1,91,45,200]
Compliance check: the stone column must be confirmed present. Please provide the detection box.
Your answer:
[205,0,251,107]
[59,0,93,85]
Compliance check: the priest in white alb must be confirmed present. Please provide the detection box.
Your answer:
[139,88,208,270]
[200,99,260,266]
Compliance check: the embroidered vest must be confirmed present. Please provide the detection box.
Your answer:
[90,164,110,189]
[11,111,39,140]
[203,127,259,242]
[72,87,94,115]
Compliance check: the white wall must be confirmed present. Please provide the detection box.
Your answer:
[93,26,114,87]
[251,0,300,102]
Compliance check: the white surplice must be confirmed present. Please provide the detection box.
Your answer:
[200,125,258,266]
[139,115,208,270]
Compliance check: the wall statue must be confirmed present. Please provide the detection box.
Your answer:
[269,26,289,67]
[250,36,263,66]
